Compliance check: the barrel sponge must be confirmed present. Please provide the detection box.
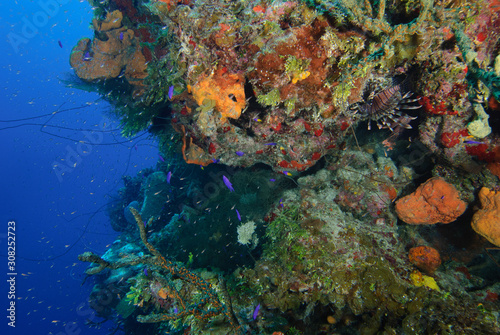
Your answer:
[140,172,170,223]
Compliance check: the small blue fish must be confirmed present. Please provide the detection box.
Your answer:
[173,307,178,314]
[235,208,241,221]
[144,268,148,276]
[279,198,284,208]
[264,142,277,146]
[464,140,485,145]
[168,85,174,100]
[212,158,220,164]
[269,178,276,182]
[83,52,92,61]
[159,155,165,162]
[252,303,261,320]
[167,171,172,184]
[58,40,63,48]
[119,31,124,41]
[223,175,234,192]
[282,171,292,176]
[236,151,245,156]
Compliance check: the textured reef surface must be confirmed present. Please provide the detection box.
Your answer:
[73,0,500,334]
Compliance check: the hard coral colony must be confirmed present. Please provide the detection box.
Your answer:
[73,0,500,334]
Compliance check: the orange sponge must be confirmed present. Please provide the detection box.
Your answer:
[409,246,441,274]
[395,177,467,225]
[471,187,500,247]
[192,72,246,122]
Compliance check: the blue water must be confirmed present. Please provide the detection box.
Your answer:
[0,1,158,334]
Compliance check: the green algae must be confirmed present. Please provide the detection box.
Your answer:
[283,55,311,80]
[256,88,282,107]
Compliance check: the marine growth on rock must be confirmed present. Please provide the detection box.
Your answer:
[72,1,500,334]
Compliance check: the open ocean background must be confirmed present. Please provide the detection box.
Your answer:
[0,1,158,334]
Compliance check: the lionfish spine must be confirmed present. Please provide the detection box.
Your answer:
[370,85,400,115]
[350,75,420,131]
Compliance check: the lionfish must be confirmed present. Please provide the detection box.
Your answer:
[350,76,421,132]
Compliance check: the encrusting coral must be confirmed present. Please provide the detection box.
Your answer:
[471,187,500,247]
[395,177,467,225]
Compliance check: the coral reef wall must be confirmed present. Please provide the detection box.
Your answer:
[73,1,500,334]
[71,0,500,175]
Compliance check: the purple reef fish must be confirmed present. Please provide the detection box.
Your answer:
[252,303,261,320]
[235,208,241,221]
[58,40,63,48]
[167,171,172,184]
[144,268,148,276]
[236,151,245,156]
[464,140,485,145]
[168,85,174,100]
[264,142,277,146]
[83,52,93,61]
[159,154,165,162]
[119,31,124,41]
[269,178,276,182]
[223,175,234,192]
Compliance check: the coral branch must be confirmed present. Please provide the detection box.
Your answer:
[79,208,240,331]
[78,251,147,274]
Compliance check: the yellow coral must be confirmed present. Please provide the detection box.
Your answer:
[410,270,440,291]
[291,70,311,84]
